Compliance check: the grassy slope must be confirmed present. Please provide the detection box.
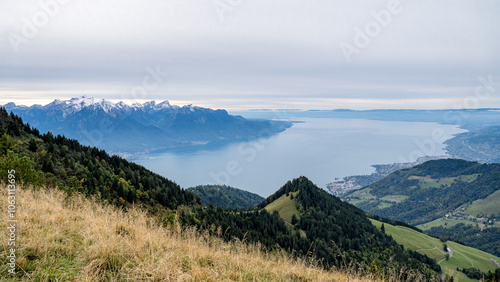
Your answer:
[418,218,477,231]
[408,175,458,189]
[0,186,366,281]
[417,218,500,231]
[418,189,500,230]
[349,174,479,208]
[370,219,500,281]
[263,191,308,238]
[264,191,299,224]
[464,189,500,217]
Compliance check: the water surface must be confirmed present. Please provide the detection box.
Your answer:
[133,118,465,197]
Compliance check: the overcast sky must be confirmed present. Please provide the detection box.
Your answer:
[0,0,499,110]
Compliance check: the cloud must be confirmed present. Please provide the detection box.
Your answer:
[0,0,499,109]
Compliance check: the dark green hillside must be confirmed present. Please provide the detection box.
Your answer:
[0,107,201,212]
[258,177,440,278]
[185,177,441,279]
[343,159,500,225]
[187,184,264,210]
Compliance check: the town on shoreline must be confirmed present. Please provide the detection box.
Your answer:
[327,156,449,196]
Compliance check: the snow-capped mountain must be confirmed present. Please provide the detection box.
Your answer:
[19,96,177,117]
[3,96,292,155]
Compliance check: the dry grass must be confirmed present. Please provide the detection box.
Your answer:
[0,186,382,281]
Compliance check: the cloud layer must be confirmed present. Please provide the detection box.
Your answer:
[1,0,499,109]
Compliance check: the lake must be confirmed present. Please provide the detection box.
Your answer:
[132,118,466,197]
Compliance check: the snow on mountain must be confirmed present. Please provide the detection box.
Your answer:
[3,96,176,116]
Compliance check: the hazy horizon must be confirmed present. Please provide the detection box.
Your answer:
[2,95,500,112]
[1,1,499,110]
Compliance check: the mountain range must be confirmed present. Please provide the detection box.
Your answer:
[3,96,292,156]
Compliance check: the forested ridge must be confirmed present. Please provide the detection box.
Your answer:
[0,108,441,279]
[262,177,441,277]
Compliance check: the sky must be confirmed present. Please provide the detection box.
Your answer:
[0,0,499,110]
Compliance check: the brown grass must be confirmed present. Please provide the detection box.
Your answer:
[0,185,382,281]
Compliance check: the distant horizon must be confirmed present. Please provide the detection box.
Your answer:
[2,95,500,112]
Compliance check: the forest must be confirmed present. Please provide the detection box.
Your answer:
[187,184,264,210]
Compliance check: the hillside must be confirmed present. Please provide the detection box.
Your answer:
[187,184,264,210]
[426,225,500,259]
[264,191,300,224]
[418,188,500,255]
[342,159,500,225]
[0,107,201,214]
[254,177,442,280]
[343,159,500,257]
[3,96,292,155]
[179,177,442,280]
[370,219,500,281]
[0,185,367,281]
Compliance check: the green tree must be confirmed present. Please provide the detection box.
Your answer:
[28,138,38,152]
[0,133,14,154]
[0,150,45,187]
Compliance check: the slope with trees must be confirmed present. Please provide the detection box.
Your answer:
[0,107,201,214]
[343,159,500,225]
[187,184,264,210]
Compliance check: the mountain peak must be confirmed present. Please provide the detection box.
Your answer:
[257,176,326,209]
[141,99,174,111]
[157,100,171,108]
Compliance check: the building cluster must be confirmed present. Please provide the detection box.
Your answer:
[327,179,362,196]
